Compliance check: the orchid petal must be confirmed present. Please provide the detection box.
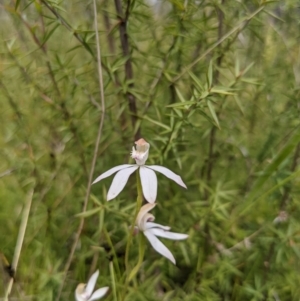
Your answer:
[107,166,139,201]
[136,203,156,229]
[90,287,109,300]
[144,222,171,231]
[86,270,99,297]
[136,204,156,221]
[93,165,134,184]
[144,230,176,264]
[147,165,187,189]
[150,228,188,240]
[140,166,157,203]
[75,284,86,301]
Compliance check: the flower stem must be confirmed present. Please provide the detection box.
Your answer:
[128,233,145,281]
[122,169,143,299]
[109,261,118,301]
[124,169,143,270]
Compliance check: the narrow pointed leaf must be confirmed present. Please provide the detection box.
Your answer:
[242,62,255,75]
[234,95,244,114]
[166,100,197,108]
[175,87,186,103]
[143,115,171,131]
[247,127,300,202]
[75,207,101,218]
[15,0,21,10]
[235,58,240,77]
[207,100,220,129]
[207,60,213,88]
[210,88,234,95]
[188,71,204,91]
[42,24,60,45]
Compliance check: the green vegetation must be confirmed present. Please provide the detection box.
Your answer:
[1,0,300,300]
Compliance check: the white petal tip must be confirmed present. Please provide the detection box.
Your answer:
[179,233,188,238]
[178,179,187,189]
[90,286,109,300]
[175,234,189,240]
[168,254,176,265]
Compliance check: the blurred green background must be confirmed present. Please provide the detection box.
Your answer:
[1,0,300,300]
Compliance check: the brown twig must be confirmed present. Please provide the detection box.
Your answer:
[205,0,225,194]
[102,0,130,137]
[201,0,225,267]
[114,0,140,141]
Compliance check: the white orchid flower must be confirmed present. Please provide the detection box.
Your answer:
[75,270,109,301]
[136,203,188,264]
[93,138,187,203]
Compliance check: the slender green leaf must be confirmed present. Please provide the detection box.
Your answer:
[75,207,102,218]
[207,60,213,88]
[167,100,197,108]
[175,87,186,103]
[210,88,235,95]
[248,127,300,200]
[143,115,171,131]
[207,100,220,129]
[42,24,60,45]
[15,0,21,10]
[188,71,204,91]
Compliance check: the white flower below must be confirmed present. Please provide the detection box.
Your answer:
[93,138,187,203]
[135,203,188,264]
[273,211,288,224]
[75,270,109,301]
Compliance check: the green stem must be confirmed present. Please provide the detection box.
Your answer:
[103,226,121,278]
[109,261,118,301]
[128,233,145,281]
[122,169,143,300]
[124,169,143,269]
